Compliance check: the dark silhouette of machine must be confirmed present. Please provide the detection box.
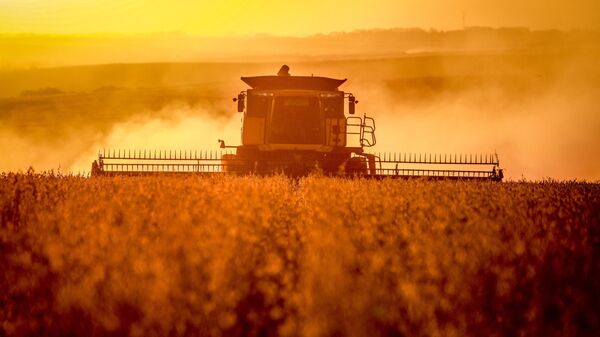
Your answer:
[92,66,503,181]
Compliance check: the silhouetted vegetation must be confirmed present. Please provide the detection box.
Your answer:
[19,87,65,97]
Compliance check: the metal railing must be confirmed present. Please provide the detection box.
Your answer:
[346,115,376,147]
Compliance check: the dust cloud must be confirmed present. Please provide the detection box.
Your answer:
[369,85,600,180]
[68,109,241,174]
[0,104,240,175]
[1,34,599,180]
[3,63,599,181]
[341,52,600,181]
[39,75,600,181]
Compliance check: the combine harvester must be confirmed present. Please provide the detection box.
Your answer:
[92,66,503,181]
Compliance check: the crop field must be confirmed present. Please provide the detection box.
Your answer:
[1,173,598,336]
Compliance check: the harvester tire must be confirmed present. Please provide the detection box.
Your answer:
[345,157,368,176]
[221,154,244,173]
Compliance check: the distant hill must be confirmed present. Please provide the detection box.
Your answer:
[1,27,598,69]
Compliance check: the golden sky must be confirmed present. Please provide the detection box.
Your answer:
[0,0,599,36]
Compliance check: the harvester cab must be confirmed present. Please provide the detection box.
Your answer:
[92,66,503,180]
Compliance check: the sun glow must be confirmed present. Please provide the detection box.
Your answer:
[0,0,598,36]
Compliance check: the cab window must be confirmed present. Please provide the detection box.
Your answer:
[247,91,272,117]
[270,96,322,144]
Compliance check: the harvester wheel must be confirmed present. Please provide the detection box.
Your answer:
[221,154,244,173]
[91,160,101,177]
[345,157,368,176]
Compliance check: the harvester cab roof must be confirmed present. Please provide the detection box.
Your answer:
[240,74,347,91]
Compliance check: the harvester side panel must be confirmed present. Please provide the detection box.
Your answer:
[325,118,347,147]
[242,90,271,145]
[242,117,265,145]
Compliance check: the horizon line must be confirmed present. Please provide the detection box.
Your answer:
[0,25,597,39]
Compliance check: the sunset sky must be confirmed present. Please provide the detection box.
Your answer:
[0,0,599,35]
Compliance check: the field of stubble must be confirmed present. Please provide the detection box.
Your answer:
[1,173,599,337]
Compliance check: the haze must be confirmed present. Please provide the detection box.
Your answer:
[1,0,599,35]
